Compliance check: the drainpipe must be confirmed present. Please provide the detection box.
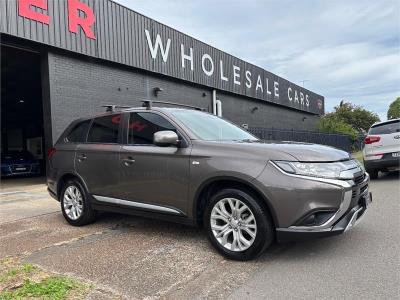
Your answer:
[212,89,217,115]
[216,100,222,117]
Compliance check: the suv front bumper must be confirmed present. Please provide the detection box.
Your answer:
[276,191,372,242]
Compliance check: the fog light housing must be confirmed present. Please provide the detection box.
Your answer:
[297,211,336,226]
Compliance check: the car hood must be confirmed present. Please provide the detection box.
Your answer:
[257,141,351,162]
[197,140,351,162]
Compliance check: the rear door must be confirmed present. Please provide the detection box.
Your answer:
[75,114,122,197]
[367,120,400,155]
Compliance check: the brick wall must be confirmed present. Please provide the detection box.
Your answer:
[47,51,319,142]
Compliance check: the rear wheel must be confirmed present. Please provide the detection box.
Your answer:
[367,169,378,179]
[204,188,274,261]
[60,180,97,226]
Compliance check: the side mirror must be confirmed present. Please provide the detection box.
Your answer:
[153,130,180,147]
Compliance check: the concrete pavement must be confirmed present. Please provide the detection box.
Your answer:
[0,172,399,299]
[0,177,58,223]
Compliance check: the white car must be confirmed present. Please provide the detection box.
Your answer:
[363,118,400,179]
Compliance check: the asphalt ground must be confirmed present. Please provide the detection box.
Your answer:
[0,172,399,299]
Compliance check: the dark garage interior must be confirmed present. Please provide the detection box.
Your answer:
[1,45,45,177]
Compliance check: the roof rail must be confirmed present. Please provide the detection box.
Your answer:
[101,105,131,112]
[141,100,206,111]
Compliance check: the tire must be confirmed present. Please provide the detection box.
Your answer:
[204,188,274,261]
[60,179,97,226]
[367,169,378,179]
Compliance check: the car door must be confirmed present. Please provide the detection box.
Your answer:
[117,111,191,215]
[75,114,122,198]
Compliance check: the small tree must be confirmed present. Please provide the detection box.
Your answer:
[387,97,400,120]
[317,115,358,141]
[326,101,380,133]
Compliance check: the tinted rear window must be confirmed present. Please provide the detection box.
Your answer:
[87,114,121,143]
[65,120,91,143]
[369,120,400,135]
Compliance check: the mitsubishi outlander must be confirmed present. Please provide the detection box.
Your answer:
[47,101,371,260]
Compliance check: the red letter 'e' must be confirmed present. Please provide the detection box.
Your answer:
[68,0,96,40]
[18,0,50,24]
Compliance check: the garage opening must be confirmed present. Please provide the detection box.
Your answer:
[1,45,46,178]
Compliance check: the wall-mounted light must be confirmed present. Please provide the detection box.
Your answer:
[153,87,163,97]
[302,117,307,122]
[19,99,24,103]
[202,92,207,97]
[251,106,258,113]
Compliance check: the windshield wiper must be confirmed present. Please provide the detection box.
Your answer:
[234,139,261,143]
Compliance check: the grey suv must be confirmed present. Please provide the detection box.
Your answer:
[47,102,372,260]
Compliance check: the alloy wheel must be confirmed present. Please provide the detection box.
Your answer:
[210,198,257,252]
[63,185,83,220]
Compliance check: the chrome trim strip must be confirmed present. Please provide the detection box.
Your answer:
[344,206,364,232]
[269,161,353,188]
[93,195,183,215]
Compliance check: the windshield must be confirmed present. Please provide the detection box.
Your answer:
[171,110,258,141]
[1,151,34,161]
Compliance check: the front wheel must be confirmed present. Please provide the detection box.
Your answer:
[60,180,97,226]
[204,188,274,261]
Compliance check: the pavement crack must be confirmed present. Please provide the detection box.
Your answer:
[22,228,121,259]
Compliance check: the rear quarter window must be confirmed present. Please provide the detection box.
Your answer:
[65,120,91,143]
[369,120,400,135]
[87,114,121,144]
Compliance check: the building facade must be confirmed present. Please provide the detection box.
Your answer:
[1,0,324,159]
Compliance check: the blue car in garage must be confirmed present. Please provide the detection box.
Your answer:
[1,151,41,177]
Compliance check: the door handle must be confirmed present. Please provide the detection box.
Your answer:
[77,154,87,162]
[122,157,135,166]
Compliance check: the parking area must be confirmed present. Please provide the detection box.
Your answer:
[0,173,399,299]
[0,177,58,223]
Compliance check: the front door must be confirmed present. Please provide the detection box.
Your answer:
[118,112,191,215]
[75,114,122,198]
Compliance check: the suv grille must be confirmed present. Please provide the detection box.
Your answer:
[354,173,365,185]
[360,184,368,195]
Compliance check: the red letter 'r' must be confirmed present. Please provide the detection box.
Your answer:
[68,0,96,40]
[18,0,50,24]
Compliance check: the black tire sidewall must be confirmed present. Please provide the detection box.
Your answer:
[60,180,93,226]
[204,188,274,261]
[366,169,378,179]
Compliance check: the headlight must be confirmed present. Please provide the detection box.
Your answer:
[273,159,361,180]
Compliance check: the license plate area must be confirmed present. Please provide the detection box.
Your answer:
[392,152,400,158]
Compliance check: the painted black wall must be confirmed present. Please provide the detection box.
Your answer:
[47,51,319,143]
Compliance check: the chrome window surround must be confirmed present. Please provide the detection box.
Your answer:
[270,161,369,232]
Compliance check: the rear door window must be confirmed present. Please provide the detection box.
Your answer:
[369,120,400,135]
[87,114,121,144]
[127,112,176,145]
[65,120,91,143]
